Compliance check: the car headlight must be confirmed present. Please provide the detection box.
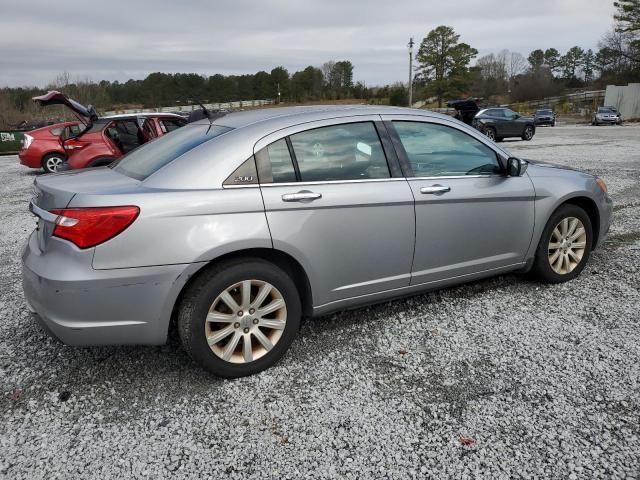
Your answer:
[596,178,608,194]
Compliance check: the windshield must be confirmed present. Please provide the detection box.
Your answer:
[536,110,552,115]
[598,107,616,113]
[112,124,232,180]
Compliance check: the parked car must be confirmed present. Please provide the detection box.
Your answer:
[534,109,556,127]
[447,98,480,125]
[23,106,612,378]
[473,107,536,141]
[32,91,187,170]
[592,106,623,126]
[18,121,83,173]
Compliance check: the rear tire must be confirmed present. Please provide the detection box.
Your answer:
[41,153,65,173]
[484,127,496,141]
[178,258,302,378]
[530,204,593,284]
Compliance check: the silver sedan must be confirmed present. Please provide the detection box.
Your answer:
[22,106,613,377]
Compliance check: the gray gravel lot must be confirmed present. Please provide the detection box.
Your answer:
[1,124,639,479]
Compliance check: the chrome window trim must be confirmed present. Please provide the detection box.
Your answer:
[223,175,497,188]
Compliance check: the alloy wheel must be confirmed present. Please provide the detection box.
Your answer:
[45,156,64,173]
[548,217,587,275]
[524,127,534,140]
[484,128,496,141]
[205,280,287,364]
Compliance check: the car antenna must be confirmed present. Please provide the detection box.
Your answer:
[199,103,215,133]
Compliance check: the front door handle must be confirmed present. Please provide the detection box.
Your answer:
[420,185,451,195]
[281,191,322,202]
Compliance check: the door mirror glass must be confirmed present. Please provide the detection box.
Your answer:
[507,157,522,176]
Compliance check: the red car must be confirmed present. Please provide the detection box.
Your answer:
[18,121,83,173]
[32,91,187,171]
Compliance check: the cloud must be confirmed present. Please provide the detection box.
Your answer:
[0,0,616,87]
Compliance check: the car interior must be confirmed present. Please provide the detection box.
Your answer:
[106,119,147,153]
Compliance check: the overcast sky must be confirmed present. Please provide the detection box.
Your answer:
[0,0,616,88]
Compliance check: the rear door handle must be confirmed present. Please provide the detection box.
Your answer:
[420,185,451,195]
[281,191,322,202]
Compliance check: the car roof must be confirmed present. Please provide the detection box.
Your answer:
[190,105,451,129]
[144,104,515,190]
[100,112,184,120]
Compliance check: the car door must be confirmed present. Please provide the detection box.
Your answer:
[490,109,513,136]
[504,109,524,136]
[255,117,415,307]
[382,115,535,286]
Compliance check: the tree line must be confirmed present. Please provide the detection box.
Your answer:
[0,60,362,113]
[410,0,639,105]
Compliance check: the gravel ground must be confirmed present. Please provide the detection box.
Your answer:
[1,124,639,479]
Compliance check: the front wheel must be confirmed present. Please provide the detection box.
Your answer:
[41,153,66,173]
[522,125,534,141]
[178,258,301,378]
[530,204,593,283]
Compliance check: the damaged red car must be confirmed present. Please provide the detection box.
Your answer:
[18,121,83,173]
[32,91,187,171]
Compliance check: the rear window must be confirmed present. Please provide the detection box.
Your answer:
[111,124,232,180]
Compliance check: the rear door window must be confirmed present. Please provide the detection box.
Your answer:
[289,122,390,182]
[112,124,232,180]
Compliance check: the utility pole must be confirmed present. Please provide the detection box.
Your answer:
[408,37,414,107]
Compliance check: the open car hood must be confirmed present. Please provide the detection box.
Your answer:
[32,91,98,124]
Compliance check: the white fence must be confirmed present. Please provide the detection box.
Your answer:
[104,99,275,116]
[605,83,640,120]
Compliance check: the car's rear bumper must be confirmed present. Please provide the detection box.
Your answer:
[21,231,200,346]
[18,150,40,168]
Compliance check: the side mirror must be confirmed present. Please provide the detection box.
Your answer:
[513,113,521,119]
[507,157,524,176]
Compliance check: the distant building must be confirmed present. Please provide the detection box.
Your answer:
[604,83,640,120]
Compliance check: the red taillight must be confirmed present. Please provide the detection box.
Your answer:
[49,206,140,249]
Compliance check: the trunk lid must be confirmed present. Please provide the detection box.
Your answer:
[32,91,99,124]
[30,168,141,252]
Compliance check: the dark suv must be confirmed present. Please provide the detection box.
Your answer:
[472,107,536,142]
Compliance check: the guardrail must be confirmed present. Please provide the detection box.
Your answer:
[0,131,24,155]
[104,99,274,116]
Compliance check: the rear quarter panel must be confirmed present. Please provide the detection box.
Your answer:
[72,187,272,269]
